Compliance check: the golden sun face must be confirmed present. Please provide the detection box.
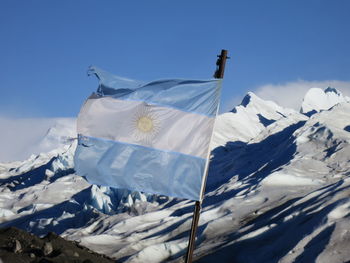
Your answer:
[132,104,160,145]
[137,116,154,133]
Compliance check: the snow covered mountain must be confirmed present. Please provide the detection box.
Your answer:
[301,87,350,116]
[211,92,298,148]
[0,87,349,263]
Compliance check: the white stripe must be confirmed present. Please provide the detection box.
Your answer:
[77,96,215,159]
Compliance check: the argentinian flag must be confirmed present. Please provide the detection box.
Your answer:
[74,67,221,201]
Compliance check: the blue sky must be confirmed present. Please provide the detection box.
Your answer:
[1,0,349,117]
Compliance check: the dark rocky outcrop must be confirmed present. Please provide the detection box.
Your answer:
[0,227,116,263]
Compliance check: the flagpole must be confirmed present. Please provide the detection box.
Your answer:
[184,49,229,263]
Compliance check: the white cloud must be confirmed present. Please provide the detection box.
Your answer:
[253,80,350,110]
[0,117,76,163]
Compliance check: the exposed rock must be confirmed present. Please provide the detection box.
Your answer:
[12,239,22,253]
[0,227,116,263]
[43,242,53,256]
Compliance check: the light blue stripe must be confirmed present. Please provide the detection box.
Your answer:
[88,66,221,117]
[74,136,206,201]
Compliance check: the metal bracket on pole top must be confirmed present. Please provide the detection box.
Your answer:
[214,49,230,79]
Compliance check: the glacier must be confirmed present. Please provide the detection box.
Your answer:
[0,87,349,262]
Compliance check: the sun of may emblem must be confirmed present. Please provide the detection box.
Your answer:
[137,116,154,133]
[132,104,160,144]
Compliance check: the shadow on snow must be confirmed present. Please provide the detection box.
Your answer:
[204,121,306,206]
[0,187,99,237]
[197,180,349,263]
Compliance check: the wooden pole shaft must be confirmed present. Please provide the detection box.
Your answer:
[185,201,201,263]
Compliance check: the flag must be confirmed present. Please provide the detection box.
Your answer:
[74,66,221,201]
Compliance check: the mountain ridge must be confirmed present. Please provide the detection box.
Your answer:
[0,87,349,263]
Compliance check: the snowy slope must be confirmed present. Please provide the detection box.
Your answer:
[0,87,350,263]
[202,101,350,263]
